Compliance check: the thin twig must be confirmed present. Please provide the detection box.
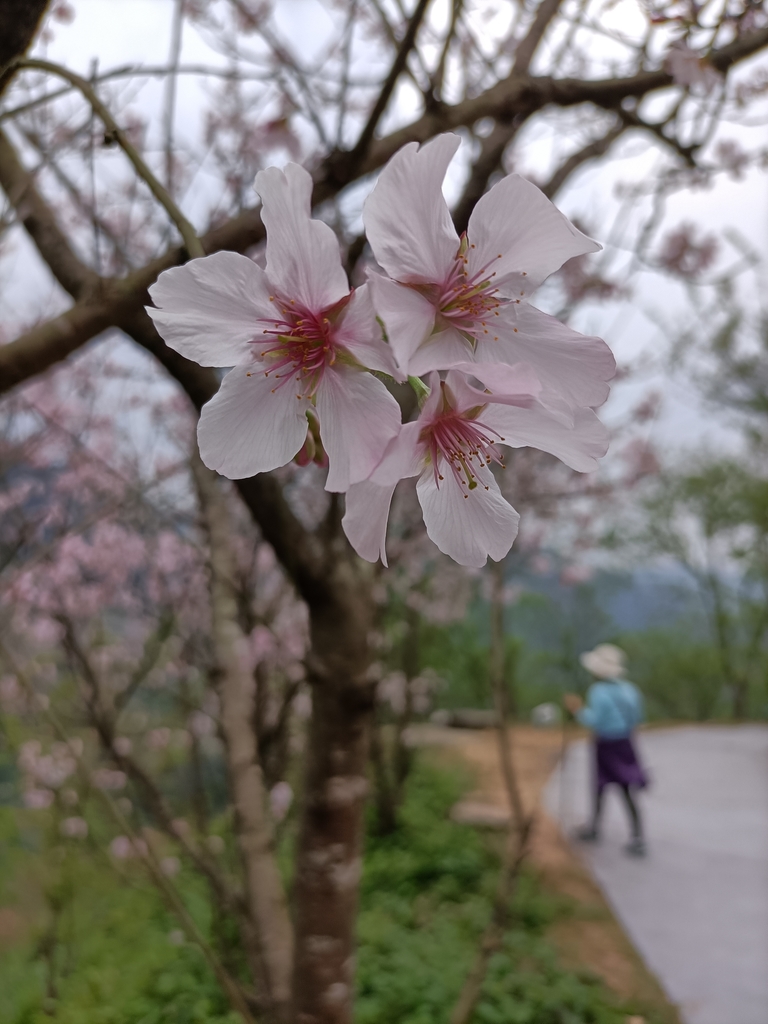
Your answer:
[13,57,204,258]
[163,0,185,196]
[449,820,533,1024]
[55,616,252,929]
[349,0,432,165]
[449,555,534,1024]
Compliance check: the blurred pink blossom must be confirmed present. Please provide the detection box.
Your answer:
[666,41,721,93]
[60,816,88,838]
[269,781,293,822]
[658,223,717,279]
[92,768,127,791]
[148,727,171,750]
[110,835,148,859]
[189,711,216,738]
[24,788,54,809]
[560,564,594,586]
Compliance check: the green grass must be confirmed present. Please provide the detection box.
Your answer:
[0,755,661,1023]
[0,805,238,1024]
[356,757,652,1024]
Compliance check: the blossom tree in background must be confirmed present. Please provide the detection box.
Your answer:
[1,0,768,1020]
[0,359,312,1018]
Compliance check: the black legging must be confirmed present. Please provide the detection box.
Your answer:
[592,784,642,839]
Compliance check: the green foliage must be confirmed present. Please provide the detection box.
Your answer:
[620,629,727,720]
[419,617,492,709]
[0,803,238,1024]
[0,756,662,1024]
[420,583,629,719]
[356,758,647,1024]
[639,459,768,717]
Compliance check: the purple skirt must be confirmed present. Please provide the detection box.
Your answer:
[594,736,648,792]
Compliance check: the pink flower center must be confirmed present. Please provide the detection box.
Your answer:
[256,297,344,398]
[421,388,504,496]
[436,239,509,343]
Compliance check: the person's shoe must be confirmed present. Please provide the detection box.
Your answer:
[624,837,646,857]
[573,825,599,842]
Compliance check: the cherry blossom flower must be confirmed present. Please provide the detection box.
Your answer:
[363,134,615,415]
[113,736,133,756]
[269,780,294,822]
[666,41,721,94]
[148,163,401,490]
[60,816,89,839]
[657,223,717,279]
[23,788,54,809]
[342,369,608,567]
[92,768,127,791]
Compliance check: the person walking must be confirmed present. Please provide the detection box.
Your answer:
[563,643,648,857]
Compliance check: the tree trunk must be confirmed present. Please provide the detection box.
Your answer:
[0,0,50,92]
[293,579,375,1024]
[732,678,748,720]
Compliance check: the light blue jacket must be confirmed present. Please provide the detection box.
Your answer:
[576,679,644,739]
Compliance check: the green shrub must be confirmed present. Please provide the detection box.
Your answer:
[356,757,647,1024]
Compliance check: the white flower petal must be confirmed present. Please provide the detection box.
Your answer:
[369,421,424,486]
[364,134,460,285]
[471,303,615,410]
[342,481,397,566]
[315,366,402,492]
[407,326,473,377]
[467,173,600,293]
[147,252,272,366]
[335,284,404,380]
[255,163,349,311]
[198,365,310,479]
[367,275,436,376]
[416,464,519,567]
[446,364,541,408]
[482,402,609,472]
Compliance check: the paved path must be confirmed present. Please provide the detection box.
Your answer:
[546,725,768,1024]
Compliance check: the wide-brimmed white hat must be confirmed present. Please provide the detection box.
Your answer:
[579,643,627,680]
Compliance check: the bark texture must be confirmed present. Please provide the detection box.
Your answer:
[293,560,375,1024]
[0,0,50,92]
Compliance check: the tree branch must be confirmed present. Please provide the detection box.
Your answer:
[19,123,134,269]
[452,121,519,234]
[0,0,49,97]
[120,308,330,602]
[448,822,531,1024]
[0,634,258,1024]
[540,119,625,198]
[0,126,99,297]
[57,615,247,917]
[3,26,767,396]
[346,0,432,167]
[617,105,698,167]
[511,0,563,76]
[13,57,204,258]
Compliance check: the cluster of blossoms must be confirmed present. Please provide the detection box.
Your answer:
[18,738,77,805]
[149,134,614,566]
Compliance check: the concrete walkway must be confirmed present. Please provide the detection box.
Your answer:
[546,726,768,1024]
